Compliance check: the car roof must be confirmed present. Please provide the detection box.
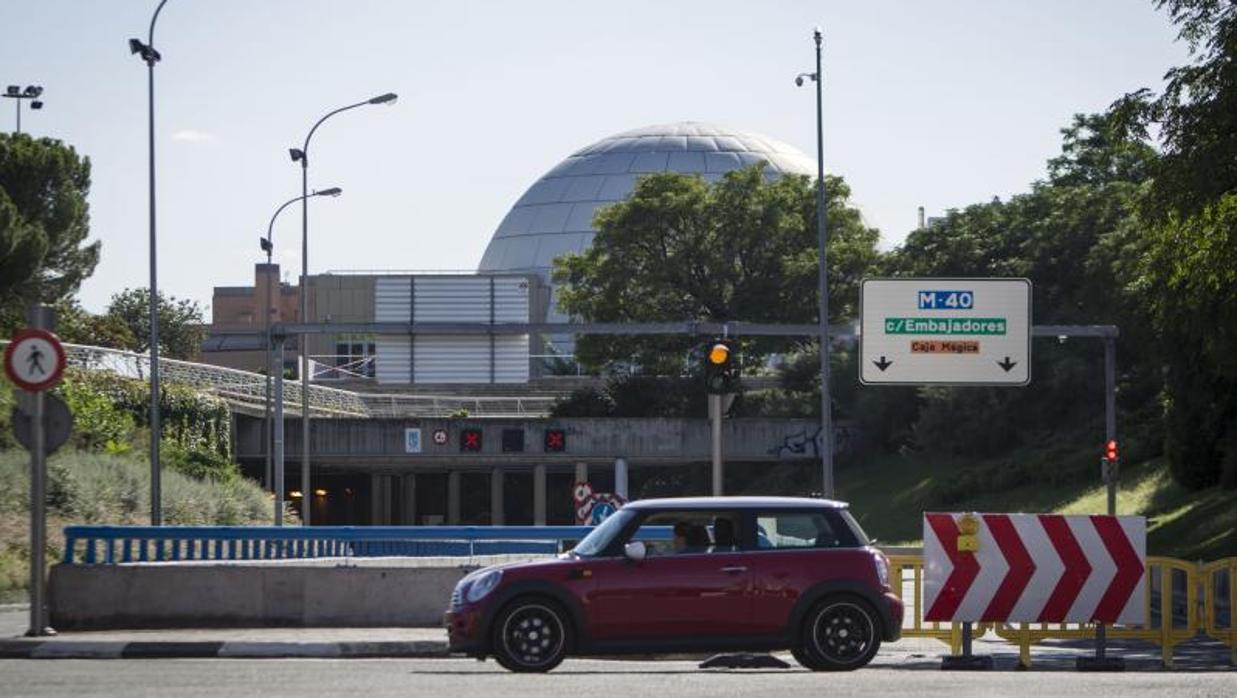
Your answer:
[625,496,848,511]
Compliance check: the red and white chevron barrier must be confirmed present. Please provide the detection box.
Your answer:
[923,513,1146,624]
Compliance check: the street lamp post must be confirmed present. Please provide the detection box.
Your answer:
[261,188,342,526]
[3,85,45,134]
[129,0,170,525]
[288,92,396,525]
[797,27,835,499]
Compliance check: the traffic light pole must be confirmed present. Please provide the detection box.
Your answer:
[709,394,723,495]
[1104,335,1117,517]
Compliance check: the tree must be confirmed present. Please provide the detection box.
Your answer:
[0,133,99,333]
[104,288,206,360]
[886,111,1160,456]
[1143,0,1237,220]
[552,164,880,373]
[1117,0,1237,489]
[54,298,138,350]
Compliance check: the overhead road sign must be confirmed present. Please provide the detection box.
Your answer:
[923,512,1146,624]
[860,278,1031,385]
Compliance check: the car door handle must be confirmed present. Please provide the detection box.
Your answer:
[720,566,748,574]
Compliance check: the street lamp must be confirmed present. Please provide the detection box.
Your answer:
[796,27,835,499]
[3,85,45,134]
[129,0,170,525]
[289,92,396,525]
[261,187,342,526]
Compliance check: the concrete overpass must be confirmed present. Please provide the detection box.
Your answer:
[233,415,844,527]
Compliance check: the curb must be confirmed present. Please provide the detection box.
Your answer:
[0,639,451,660]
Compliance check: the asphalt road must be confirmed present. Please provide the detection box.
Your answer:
[2,657,1235,697]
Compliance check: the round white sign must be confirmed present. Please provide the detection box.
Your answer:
[4,329,66,392]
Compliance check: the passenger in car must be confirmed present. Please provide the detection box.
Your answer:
[672,521,712,552]
[672,522,691,553]
[685,524,711,551]
[711,518,736,552]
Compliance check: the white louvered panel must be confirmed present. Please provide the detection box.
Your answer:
[414,278,493,322]
[493,335,530,383]
[492,278,531,323]
[375,336,411,385]
[374,277,411,322]
[414,335,492,383]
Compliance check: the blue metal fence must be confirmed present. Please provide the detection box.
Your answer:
[61,525,673,564]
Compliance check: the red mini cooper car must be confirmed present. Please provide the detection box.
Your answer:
[445,496,902,672]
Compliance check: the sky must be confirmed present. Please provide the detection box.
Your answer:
[2,0,1191,314]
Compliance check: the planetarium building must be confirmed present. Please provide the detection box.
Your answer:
[478,121,818,334]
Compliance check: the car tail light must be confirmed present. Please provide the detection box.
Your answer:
[873,552,890,589]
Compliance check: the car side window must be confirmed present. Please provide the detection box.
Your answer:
[752,512,842,550]
[630,511,742,556]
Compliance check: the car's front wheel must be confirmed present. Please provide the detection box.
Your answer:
[491,597,571,673]
[794,595,881,671]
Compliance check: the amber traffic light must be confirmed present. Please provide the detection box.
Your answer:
[704,339,738,393]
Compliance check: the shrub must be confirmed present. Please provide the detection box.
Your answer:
[0,450,278,525]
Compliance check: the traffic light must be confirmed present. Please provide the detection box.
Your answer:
[1104,440,1118,462]
[704,338,739,394]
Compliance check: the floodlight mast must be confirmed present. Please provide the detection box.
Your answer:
[128,0,170,525]
[2,84,46,134]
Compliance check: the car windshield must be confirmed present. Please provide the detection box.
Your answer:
[570,508,636,557]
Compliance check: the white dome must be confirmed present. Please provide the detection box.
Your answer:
[478,121,817,282]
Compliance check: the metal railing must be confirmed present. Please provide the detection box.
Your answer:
[61,525,675,565]
[2,341,559,418]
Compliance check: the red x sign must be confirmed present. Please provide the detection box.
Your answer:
[545,429,565,452]
[460,429,482,452]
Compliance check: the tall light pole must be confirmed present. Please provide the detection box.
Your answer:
[3,85,45,134]
[289,92,396,525]
[261,187,342,526]
[129,0,170,525]
[797,27,835,499]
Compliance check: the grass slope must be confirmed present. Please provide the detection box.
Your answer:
[840,453,1236,560]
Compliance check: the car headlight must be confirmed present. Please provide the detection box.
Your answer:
[465,569,503,603]
[873,553,890,589]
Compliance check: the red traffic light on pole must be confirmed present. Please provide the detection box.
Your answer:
[1104,440,1118,462]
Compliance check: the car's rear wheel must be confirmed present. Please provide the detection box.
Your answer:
[491,597,571,673]
[794,595,881,671]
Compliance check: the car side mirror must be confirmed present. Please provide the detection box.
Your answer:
[623,541,646,562]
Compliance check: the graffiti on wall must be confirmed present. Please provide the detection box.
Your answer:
[767,424,855,459]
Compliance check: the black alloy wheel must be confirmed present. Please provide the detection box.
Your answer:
[795,597,881,671]
[492,599,570,673]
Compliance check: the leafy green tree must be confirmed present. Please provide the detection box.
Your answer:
[887,111,1159,456]
[1113,0,1237,489]
[1142,0,1237,220]
[104,288,206,360]
[552,164,879,373]
[0,133,99,332]
[54,299,138,350]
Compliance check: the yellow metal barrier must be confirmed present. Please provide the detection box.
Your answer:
[990,557,1199,668]
[1202,557,1236,666]
[887,554,961,654]
[885,551,1228,668]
